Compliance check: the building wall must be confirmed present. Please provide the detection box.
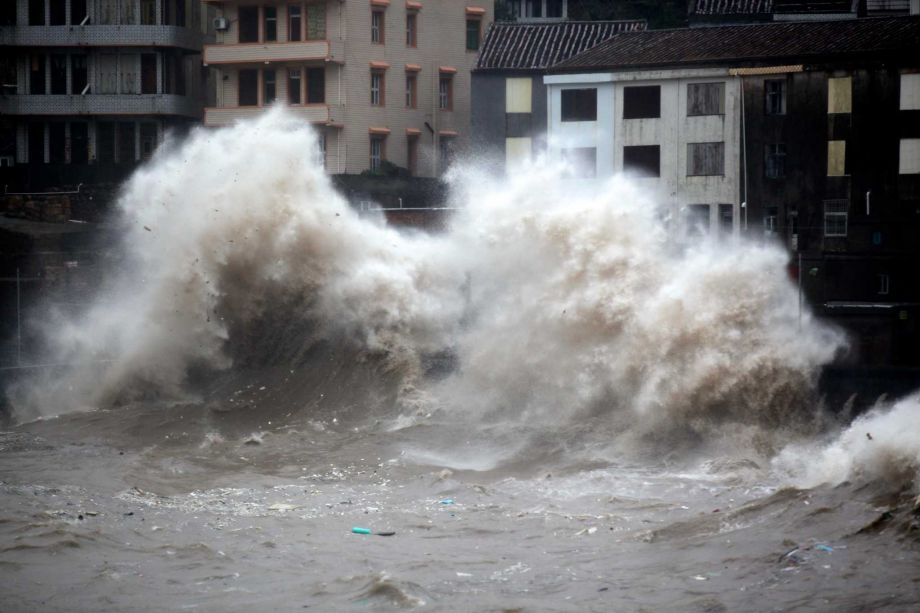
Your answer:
[207,1,492,176]
[545,68,742,236]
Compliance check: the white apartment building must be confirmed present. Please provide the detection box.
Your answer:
[203,0,492,177]
[544,68,742,236]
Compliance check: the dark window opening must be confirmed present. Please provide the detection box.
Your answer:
[561,147,597,178]
[239,69,258,106]
[49,123,65,164]
[307,67,325,103]
[239,7,259,43]
[289,69,302,104]
[70,122,88,164]
[71,55,88,94]
[547,0,564,17]
[406,13,417,46]
[28,122,44,164]
[174,55,185,95]
[560,88,597,122]
[289,5,302,41]
[51,55,68,94]
[765,79,786,115]
[371,10,384,44]
[623,86,660,119]
[466,19,481,51]
[0,2,16,26]
[765,143,786,179]
[719,204,733,234]
[439,136,454,174]
[687,82,724,116]
[688,142,724,176]
[97,122,115,163]
[141,54,157,94]
[687,204,710,235]
[764,206,778,235]
[30,55,46,95]
[175,0,185,28]
[71,0,87,24]
[141,0,156,25]
[140,123,157,161]
[623,145,660,178]
[407,136,418,176]
[264,7,277,42]
[29,0,44,25]
[117,122,136,163]
[823,199,848,237]
[49,0,66,25]
[263,69,276,105]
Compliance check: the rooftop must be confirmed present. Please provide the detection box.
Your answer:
[474,20,646,71]
[689,0,860,15]
[551,15,920,71]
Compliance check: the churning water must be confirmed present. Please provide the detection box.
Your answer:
[1,109,919,611]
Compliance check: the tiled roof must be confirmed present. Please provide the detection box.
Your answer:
[691,0,773,15]
[551,16,920,71]
[474,20,647,71]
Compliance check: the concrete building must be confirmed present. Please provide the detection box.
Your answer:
[0,0,213,192]
[688,0,920,26]
[202,0,492,177]
[471,16,646,173]
[547,16,920,367]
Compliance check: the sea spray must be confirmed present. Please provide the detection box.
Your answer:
[9,108,846,452]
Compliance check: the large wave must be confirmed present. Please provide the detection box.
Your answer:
[8,108,852,456]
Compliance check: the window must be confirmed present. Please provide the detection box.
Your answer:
[765,143,786,179]
[370,135,385,171]
[686,204,710,235]
[28,123,44,163]
[263,69,276,105]
[878,274,890,296]
[1,2,16,25]
[827,140,847,176]
[141,0,156,25]
[623,145,660,178]
[307,2,325,39]
[719,204,733,234]
[118,122,136,163]
[141,53,157,94]
[899,138,920,174]
[371,10,384,44]
[29,0,44,26]
[71,55,87,94]
[97,122,115,163]
[560,88,597,122]
[439,75,453,110]
[140,123,157,161]
[623,86,660,119]
[764,206,778,235]
[765,79,786,115]
[688,142,724,176]
[51,55,67,94]
[316,132,326,168]
[823,199,848,237]
[71,122,88,164]
[371,71,384,106]
[407,135,418,176]
[288,69,301,104]
[49,123,65,164]
[828,76,852,114]
[439,136,454,173]
[264,7,277,42]
[289,5,302,41]
[239,6,259,43]
[900,74,920,110]
[50,0,66,25]
[506,137,532,167]
[71,0,87,24]
[561,147,597,178]
[30,55,45,95]
[687,82,724,116]
[239,69,258,106]
[406,73,417,108]
[506,78,532,113]
[466,19,481,51]
[307,67,325,103]
[406,13,417,47]
[547,0,564,17]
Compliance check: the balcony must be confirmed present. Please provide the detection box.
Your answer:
[0,25,204,51]
[204,104,329,127]
[204,39,343,65]
[0,94,201,118]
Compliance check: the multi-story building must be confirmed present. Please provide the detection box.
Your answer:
[202,0,492,177]
[546,16,920,367]
[0,0,212,191]
[688,0,920,26]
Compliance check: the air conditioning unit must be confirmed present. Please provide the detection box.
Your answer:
[213,17,230,31]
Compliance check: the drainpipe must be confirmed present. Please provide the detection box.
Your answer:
[738,75,748,234]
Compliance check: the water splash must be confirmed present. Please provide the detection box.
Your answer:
[9,108,846,454]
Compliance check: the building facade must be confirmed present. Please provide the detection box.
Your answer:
[548,16,920,366]
[203,0,493,177]
[0,0,212,191]
[471,17,646,174]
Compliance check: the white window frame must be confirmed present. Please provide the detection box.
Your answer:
[823,199,849,237]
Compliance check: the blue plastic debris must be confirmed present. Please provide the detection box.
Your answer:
[815,544,833,553]
[439,499,454,505]
[352,527,371,535]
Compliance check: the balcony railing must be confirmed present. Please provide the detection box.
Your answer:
[0,94,201,118]
[0,25,204,50]
[204,104,329,126]
[204,39,343,64]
